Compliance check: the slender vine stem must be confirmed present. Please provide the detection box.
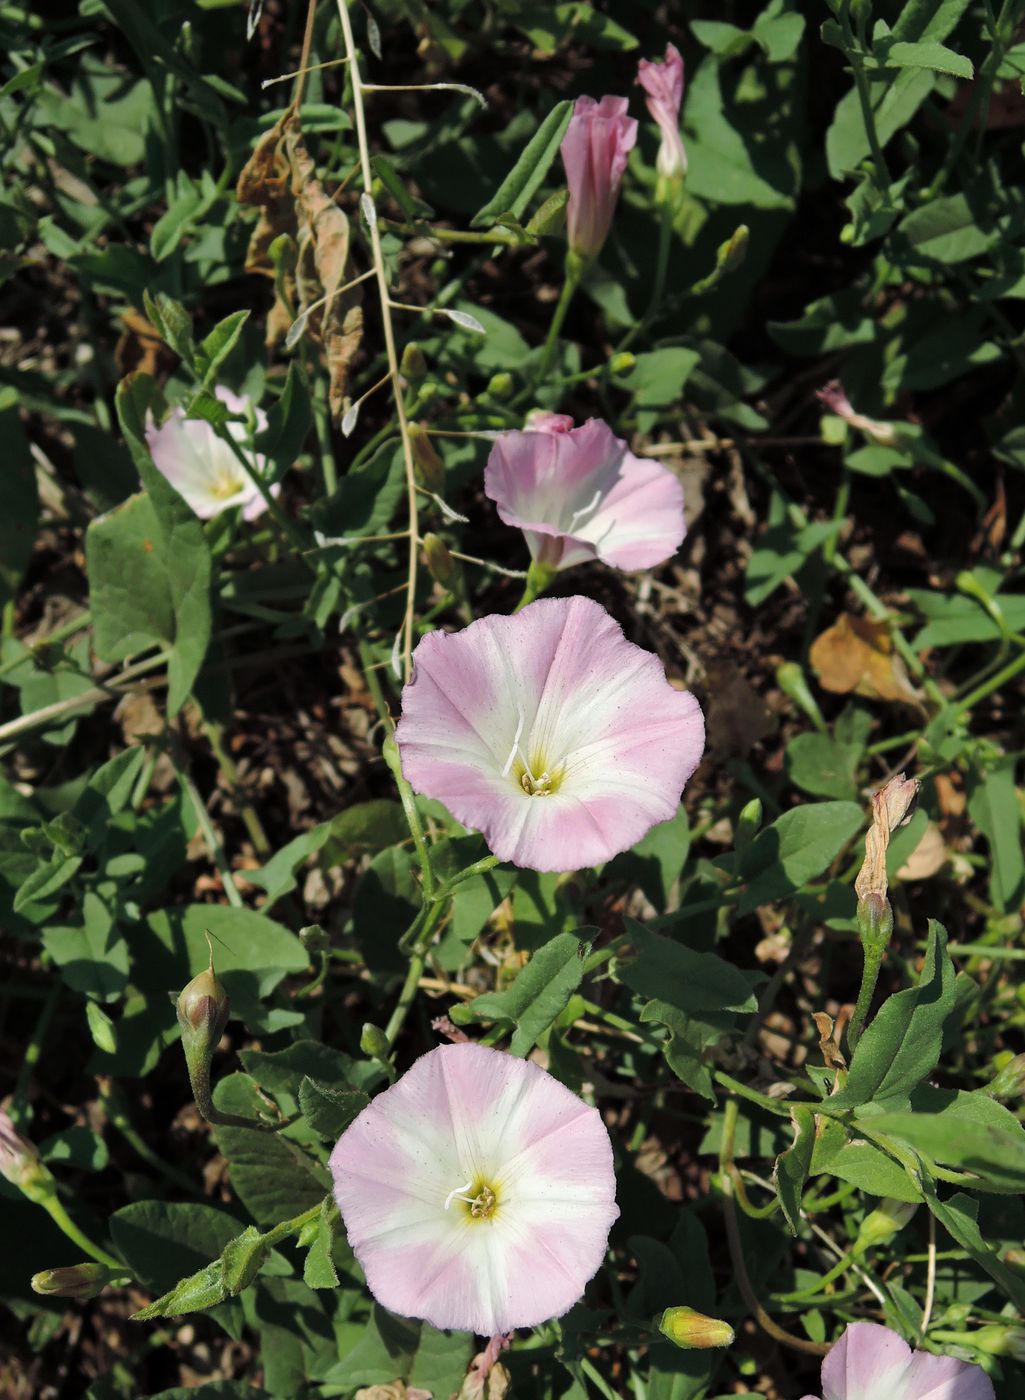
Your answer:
[334,0,420,682]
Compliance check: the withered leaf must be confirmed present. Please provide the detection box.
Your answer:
[809,612,917,704]
[236,112,365,403]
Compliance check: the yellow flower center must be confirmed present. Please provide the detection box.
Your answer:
[443,1177,500,1222]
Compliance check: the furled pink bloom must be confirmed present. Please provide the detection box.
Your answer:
[330,1041,619,1336]
[560,96,637,261]
[395,596,704,872]
[145,387,279,520]
[484,417,686,572]
[800,1322,995,1400]
[637,44,687,179]
[816,380,898,448]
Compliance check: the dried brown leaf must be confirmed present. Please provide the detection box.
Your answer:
[809,613,917,704]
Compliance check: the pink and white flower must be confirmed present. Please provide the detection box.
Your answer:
[330,1041,619,1336]
[483,417,686,573]
[637,44,687,180]
[801,1322,995,1400]
[145,387,277,520]
[395,596,704,872]
[560,96,637,261]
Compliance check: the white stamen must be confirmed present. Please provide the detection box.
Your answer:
[444,1179,474,1211]
[501,706,526,778]
[568,489,604,531]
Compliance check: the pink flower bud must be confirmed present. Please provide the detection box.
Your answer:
[0,1110,46,1192]
[560,96,637,262]
[637,44,687,180]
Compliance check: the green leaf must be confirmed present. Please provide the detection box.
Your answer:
[896,192,995,265]
[255,361,312,472]
[150,185,205,261]
[303,1199,340,1289]
[920,1186,1025,1311]
[823,921,957,1111]
[640,1000,726,1102]
[774,1105,815,1234]
[684,58,797,210]
[219,1225,270,1294]
[212,1074,330,1225]
[196,311,249,387]
[968,761,1025,914]
[111,1200,244,1334]
[826,0,973,175]
[618,922,757,1017]
[131,1262,228,1321]
[115,376,213,714]
[883,40,973,79]
[621,348,701,433]
[860,1088,1025,1193]
[241,1039,352,1098]
[0,409,39,609]
[605,804,690,911]
[14,853,82,913]
[450,930,589,1055]
[823,1141,923,1202]
[86,492,177,659]
[309,441,405,539]
[785,732,863,800]
[300,1077,370,1139]
[471,100,572,227]
[734,800,863,912]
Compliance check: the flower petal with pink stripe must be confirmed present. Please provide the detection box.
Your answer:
[484,417,686,573]
[330,1042,619,1337]
[394,596,704,872]
[800,1322,995,1400]
[145,387,279,521]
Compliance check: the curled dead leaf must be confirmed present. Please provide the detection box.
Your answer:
[809,612,918,704]
[896,820,947,882]
[236,112,365,405]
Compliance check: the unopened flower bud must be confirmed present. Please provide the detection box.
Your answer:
[408,423,445,493]
[423,533,459,589]
[856,891,894,958]
[31,1262,115,1301]
[485,372,514,400]
[401,342,427,381]
[659,1307,734,1350]
[0,1110,53,1199]
[854,1198,917,1253]
[716,224,749,276]
[300,924,330,955]
[361,1023,391,1060]
[933,1324,1025,1362]
[986,1053,1025,1101]
[608,351,636,375]
[776,661,826,730]
[176,960,230,1056]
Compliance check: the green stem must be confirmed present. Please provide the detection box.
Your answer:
[844,21,890,190]
[713,1071,806,1118]
[379,218,523,247]
[953,647,1025,716]
[260,1200,326,1251]
[847,943,884,1055]
[618,197,674,353]
[40,1195,122,1270]
[175,759,244,910]
[537,259,584,382]
[385,901,449,1050]
[203,722,272,859]
[10,980,60,1129]
[98,1082,204,1197]
[773,1251,856,1302]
